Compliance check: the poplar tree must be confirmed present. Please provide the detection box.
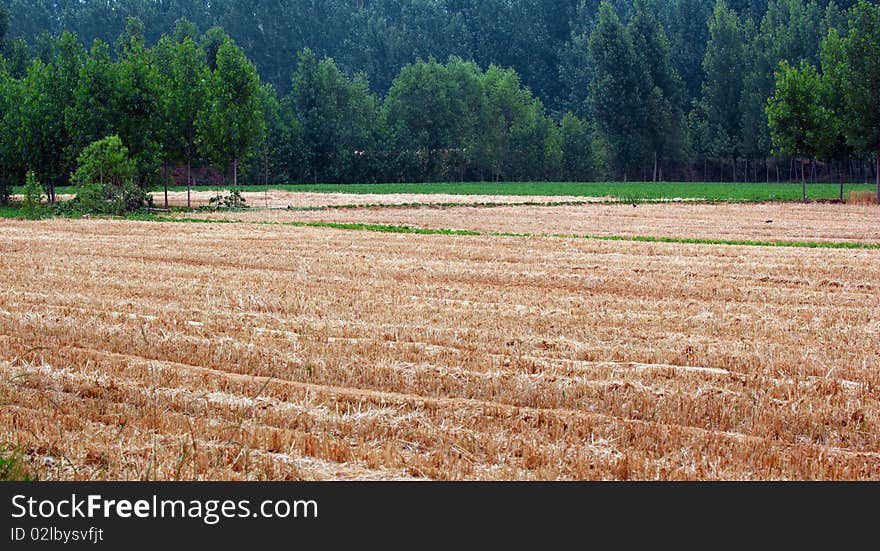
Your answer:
[766,60,830,201]
[819,29,855,199]
[588,1,648,178]
[700,0,746,179]
[842,0,880,202]
[196,38,264,203]
[157,33,209,208]
[291,49,381,183]
[629,0,689,180]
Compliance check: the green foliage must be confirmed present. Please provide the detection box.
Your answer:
[65,39,119,160]
[739,0,825,161]
[477,65,561,181]
[67,180,149,216]
[291,49,381,183]
[68,135,150,215]
[385,57,484,181]
[663,0,713,102]
[4,37,30,78]
[700,0,746,161]
[201,189,248,211]
[0,64,21,205]
[18,53,77,190]
[2,1,880,189]
[629,0,690,166]
[817,29,853,161]
[0,446,34,481]
[22,170,44,219]
[73,135,134,187]
[766,60,830,161]
[561,113,607,181]
[588,1,649,174]
[841,0,880,155]
[0,7,8,54]
[156,34,209,173]
[200,26,227,72]
[196,38,264,188]
[113,23,163,185]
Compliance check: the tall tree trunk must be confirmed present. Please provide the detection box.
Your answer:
[876,150,880,204]
[186,160,192,210]
[233,157,239,208]
[839,158,844,202]
[652,151,658,183]
[163,161,169,210]
[801,158,806,203]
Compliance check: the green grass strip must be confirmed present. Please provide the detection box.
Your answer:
[167,216,880,250]
[0,206,30,219]
[4,208,878,250]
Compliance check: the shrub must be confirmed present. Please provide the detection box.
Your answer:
[22,170,45,219]
[67,136,151,215]
[69,181,152,216]
[73,136,135,188]
[200,189,248,211]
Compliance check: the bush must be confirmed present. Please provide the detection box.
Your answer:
[67,136,151,215]
[200,190,248,211]
[73,136,135,188]
[22,171,45,219]
[64,181,152,216]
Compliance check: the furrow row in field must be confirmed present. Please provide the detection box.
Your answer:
[4,341,878,480]
[2,218,879,480]
[194,202,880,244]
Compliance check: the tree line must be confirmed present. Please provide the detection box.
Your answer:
[1,0,880,204]
[0,15,607,206]
[766,0,880,201]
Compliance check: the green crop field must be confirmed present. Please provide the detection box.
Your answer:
[6,181,875,215]
[155,181,873,202]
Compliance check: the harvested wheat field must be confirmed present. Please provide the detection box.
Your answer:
[1,216,879,481]
[190,201,880,244]
[153,190,609,209]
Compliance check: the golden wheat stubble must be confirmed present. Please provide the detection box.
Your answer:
[0,217,878,480]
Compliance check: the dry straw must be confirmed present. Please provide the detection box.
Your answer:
[1,214,879,481]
